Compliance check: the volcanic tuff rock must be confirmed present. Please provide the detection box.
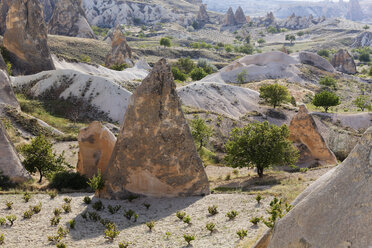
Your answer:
[0,0,8,35]
[39,0,56,23]
[234,6,247,25]
[48,0,95,39]
[77,121,116,179]
[263,127,372,248]
[196,4,210,24]
[105,27,133,67]
[0,122,30,183]
[299,51,335,73]
[352,32,372,48]
[256,12,276,27]
[331,49,357,74]
[99,59,210,199]
[289,105,337,167]
[0,55,19,109]
[281,14,314,30]
[3,0,55,75]
[223,7,236,26]
[346,0,364,21]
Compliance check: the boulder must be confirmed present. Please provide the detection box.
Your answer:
[0,122,30,183]
[263,127,372,248]
[196,4,209,24]
[223,7,236,26]
[289,105,337,167]
[346,0,364,21]
[105,27,133,68]
[331,49,357,74]
[299,51,335,72]
[0,54,19,109]
[77,121,116,179]
[99,59,210,199]
[234,6,247,25]
[48,0,95,39]
[351,31,372,48]
[3,0,55,75]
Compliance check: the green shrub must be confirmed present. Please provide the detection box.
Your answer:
[5,201,13,210]
[259,83,290,108]
[0,218,5,226]
[48,190,58,199]
[88,212,101,222]
[160,37,171,48]
[88,170,105,192]
[6,215,16,226]
[256,194,263,204]
[146,221,155,231]
[175,57,196,74]
[118,241,132,248]
[226,210,238,220]
[184,234,195,245]
[262,197,292,228]
[206,222,215,233]
[80,55,91,63]
[110,63,129,71]
[81,211,87,220]
[23,192,31,202]
[317,49,330,58]
[236,229,248,239]
[267,26,278,34]
[50,216,61,226]
[225,44,233,53]
[108,205,121,214]
[176,211,186,220]
[104,223,120,241]
[69,219,76,229]
[83,196,91,204]
[124,209,135,220]
[48,226,69,244]
[312,90,340,113]
[0,234,4,245]
[319,76,337,89]
[183,215,192,225]
[143,203,151,210]
[64,198,72,204]
[54,208,62,216]
[92,200,104,211]
[50,172,88,190]
[31,202,42,213]
[62,204,71,213]
[190,115,213,150]
[56,243,67,248]
[0,170,15,190]
[171,67,187,81]
[250,216,261,225]
[190,67,207,81]
[359,51,370,62]
[208,205,218,216]
[236,69,248,84]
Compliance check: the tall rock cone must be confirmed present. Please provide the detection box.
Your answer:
[3,0,55,75]
[105,27,133,68]
[234,6,247,25]
[346,0,364,21]
[0,122,30,183]
[48,0,95,39]
[331,49,357,74]
[223,7,236,26]
[196,4,210,24]
[0,54,19,109]
[289,105,337,167]
[99,58,210,199]
[256,127,372,248]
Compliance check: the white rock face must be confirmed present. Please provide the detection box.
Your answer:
[352,31,372,48]
[82,0,194,28]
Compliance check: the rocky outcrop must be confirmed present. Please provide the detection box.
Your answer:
[346,0,364,21]
[299,52,335,72]
[0,0,8,35]
[331,49,356,74]
[39,0,56,23]
[3,0,55,75]
[234,6,247,25]
[0,122,30,183]
[99,59,210,199]
[48,0,95,39]
[281,13,313,30]
[257,12,276,27]
[0,55,19,109]
[196,4,210,25]
[263,127,372,248]
[289,105,337,167]
[223,7,236,26]
[351,32,372,48]
[77,121,116,179]
[105,27,133,67]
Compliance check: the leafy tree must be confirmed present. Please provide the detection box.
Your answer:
[175,57,195,74]
[285,34,296,44]
[171,67,187,81]
[359,51,370,62]
[225,44,233,53]
[190,67,208,81]
[319,76,337,89]
[197,59,217,74]
[363,25,370,30]
[259,84,290,108]
[257,38,266,45]
[190,116,213,150]
[353,95,371,111]
[21,135,67,183]
[236,70,248,84]
[236,44,254,54]
[297,31,305,37]
[225,121,299,177]
[160,37,171,48]
[312,91,340,113]
[317,49,330,58]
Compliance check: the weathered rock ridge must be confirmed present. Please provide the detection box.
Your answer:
[3,0,55,75]
[77,121,116,179]
[99,59,210,199]
[289,105,337,167]
[331,49,356,74]
[48,0,95,39]
[352,32,372,48]
[299,51,335,73]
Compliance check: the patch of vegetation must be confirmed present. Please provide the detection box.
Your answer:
[48,190,58,199]
[262,197,292,228]
[236,69,248,84]
[69,219,76,229]
[176,211,186,220]
[183,215,192,225]
[30,202,42,214]
[92,200,104,211]
[208,205,218,216]
[184,234,195,245]
[108,205,121,214]
[88,170,105,194]
[110,63,129,71]
[256,194,263,204]
[353,95,371,111]
[6,215,16,226]
[23,209,34,219]
[160,37,171,48]
[226,210,238,220]
[237,229,248,239]
[50,216,61,226]
[62,203,71,213]
[250,216,261,225]
[146,221,155,231]
[48,226,69,244]
[312,90,340,113]
[190,115,213,151]
[0,171,15,190]
[92,26,110,37]
[190,67,208,81]
[50,172,88,190]
[319,76,338,90]
[5,201,13,210]
[206,222,216,233]
[105,223,120,241]
[317,49,330,58]
[118,241,132,248]
[259,83,290,108]
[23,192,31,202]
[83,196,92,204]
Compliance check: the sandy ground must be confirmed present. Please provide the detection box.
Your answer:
[0,193,272,248]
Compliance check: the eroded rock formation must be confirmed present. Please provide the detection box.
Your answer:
[289,105,337,167]
[0,54,19,109]
[0,122,30,183]
[48,0,95,39]
[346,0,364,21]
[3,0,55,75]
[299,51,335,72]
[0,0,8,35]
[261,127,372,248]
[223,7,236,26]
[352,32,372,48]
[77,121,116,179]
[331,49,357,74]
[99,58,210,199]
[234,6,247,25]
[196,4,209,24]
[281,13,314,30]
[105,27,133,67]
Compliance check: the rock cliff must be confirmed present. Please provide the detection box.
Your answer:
[331,49,356,74]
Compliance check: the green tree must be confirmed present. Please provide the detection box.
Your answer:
[319,76,337,89]
[363,25,370,30]
[297,31,305,37]
[317,49,330,58]
[312,91,340,113]
[225,121,299,177]
[160,37,171,48]
[225,44,233,53]
[171,67,187,81]
[21,135,67,183]
[259,84,290,108]
[190,116,213,150]
[353,95,371,111]
[190,67,208,81]
[257,38,266,46]
[175,57,196,74]
[285,34,296,44]
[359,51,370,62]
[236,70,248,84]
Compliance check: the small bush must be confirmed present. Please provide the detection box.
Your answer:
[100,218,113,227]
[317,49,330,58]
[183,215,192,225]
[250,216,261,225]
[256,194,263,204]
[81,211,87,220]
[104,223,120,241]
[127,195,138,202]
[110,63,129,71]
[124,209,135,220]
[48,190,58,199]
[88,212,101,222]
[31,202,42,214]
[56,243,67,248]
[236,229,248,239]
[106,205,120,214]
[92,200,104,211]
[83,196,91,204]
[6,215,16,226]
[88,170,105,192]
[0,234,4,245]
[146,221,155,231]
[54,208,62,216]
[5,201,13,210]
[0,218,6,226]
[319,76,337,89]
[184,234,195,245]
[50,172,88,191]
[62,204,71,213]
[190,67,208,81]
[226,210,238,220]
[208,205,218,216]
[143,203,151,210]
[171,67,187,82]
[48,226,69,244]
[64,198,72,204]
[206,222,215,233]
[50,216,61,226]
[23,192,31,202]
[69,219,76,229]
[118,241,132,248]
[176,211,186,220]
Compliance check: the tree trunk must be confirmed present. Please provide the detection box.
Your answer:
[325,107,329,113]
[257,166,264,178]
[38,172,43,183]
